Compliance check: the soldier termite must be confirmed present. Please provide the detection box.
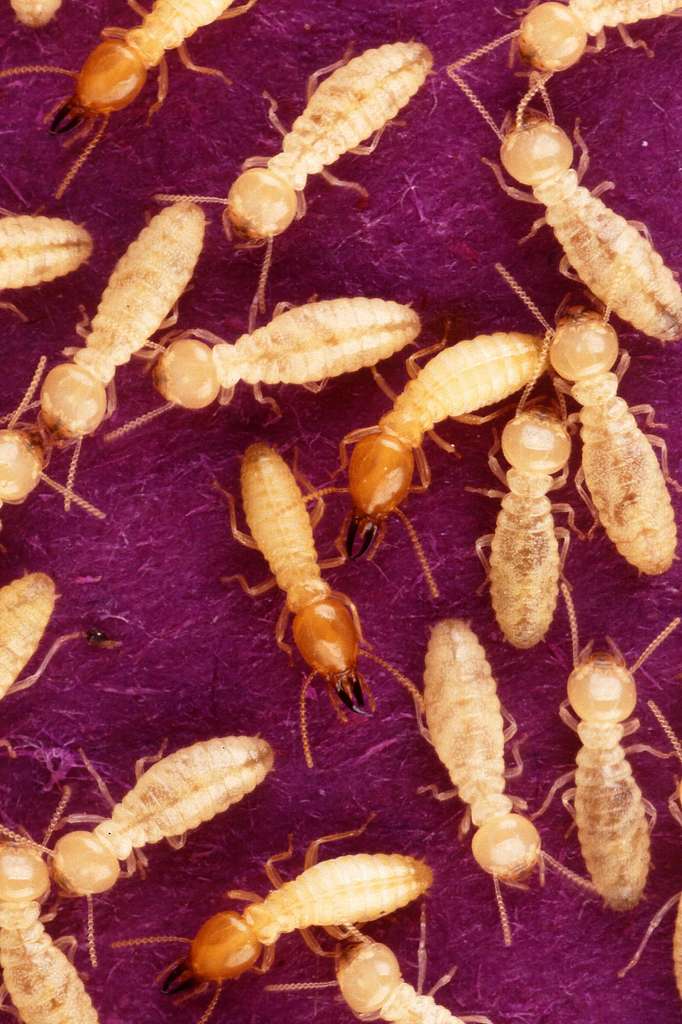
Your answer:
[155,41,433,328]
[0,213,92,320]
[420,619,592,946]
[446,65,682,343]
[220,442,424,768]
[103,297,421,442]
[1,0,259,196]
[535,585,680,910]
[9,0,62,27]
[112,820,433,1024]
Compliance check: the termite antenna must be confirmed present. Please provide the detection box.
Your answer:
[86,894,98,968]
[629,618,681,675]
[300,671,317,770]
[540,851,598,895]
[516,70,554,129]
[494,264,553,333]
[0,65,76,81]
[196,984,223,1024]
[54,115,110,200]
[393,506,440,599]
[448,29,521,73]
[39,472,106,520]
[0,823,52,857]
[153,192,229,206]
[647,701,682,765]
[446,65,504,142]
[8,355,47,430]
[492,874,512,946]
[104,402,175,443]
[63,436,82,513]
[618,892,681,979]
[111,935,191,949]
[5,630,83,697]
[360,649,424,713]
[266,981,339,993]
[560,582,580,667]
[248,236,275,334]
[41,787,72,847]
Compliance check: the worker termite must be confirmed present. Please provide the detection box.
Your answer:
[535,585,680,911]
[446,67,682,342]
[104,297,421,441]
[156,41,433,325]
[470,406,574,648]
[221,442,423,768]
[113,820,432,1024]
[9,0,62,27]
[0,213,92,320]
[1,0,258,196]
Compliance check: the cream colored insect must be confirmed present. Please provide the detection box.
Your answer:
[223,442,422,767]
[471,408,574,648]
[105,297,422,440]
[536,587,679,911]
[447,70,682,342]
[0,214,92,320]
[0,844,99,1024]
[9,0,62,26]
[114,820,432,1024]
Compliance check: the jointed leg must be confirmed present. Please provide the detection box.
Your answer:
[559,255,581,282]
[481,158,542,204]
[555,526,571,576]
[417,782,458,803]
[303,817,373,871]
[519,215,548,245]
[371,365,397,402]
[532,768,576,820]
[573,119,590,183]
[574,466,600,535]
[212,481,258,548]
[219,0,259,19]
[147,56,169,122]
[617,23,654,58]
[263,835,294,889]
[275,602,292,658]
[319,167,368,201]
[252,384,282,421]
[302,378,328,394]
[306,48,353,102]
[647,434,682,492]
[405,339,446,379]
[0,301,28,322]
[552,503,582,541]
[487,430,507,485]
[559,698,580,732]
[629,403,666,430]
[350,126,387,157]
[474,534,493,594]
[426,428,458,455]
[177,42,231,86]
[134,739,169,782]
[501,706,518,743]
[262,91,287,138]
[335,426,380,474]
[586,28,606,54]
[411,446,431,492]
[222,573,277,598]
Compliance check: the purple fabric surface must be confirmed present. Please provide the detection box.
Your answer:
[1,2,682,1022]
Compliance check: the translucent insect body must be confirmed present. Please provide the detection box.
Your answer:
[0,214,92,319]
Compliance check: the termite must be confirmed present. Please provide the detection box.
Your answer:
[114,820,432,1024]
[0,213,92,320]
[535,585,680,911]
[9,0,62,27]
[157,41,433,325]
[222,442,423,768]
[104,297,422,441]
[446,67,682,343]
[1,0,258,196]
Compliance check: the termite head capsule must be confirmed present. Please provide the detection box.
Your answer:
[0,844,50,903]
[472,813,542,882]
[52,831,121,896]
[154,339,221,409]
[226,168,298,241]
[40,363,107,441]
[550,310,619,381]
[501,410,571,475]
[518,3,588,73]
[51,40,148,133]
[292,597,367,714]
[337,942,401,1016]
[347,432,415,558]
[0,429,44,503]
[500,112,573,186]
[162,912,262,991]
[567,654,636,723]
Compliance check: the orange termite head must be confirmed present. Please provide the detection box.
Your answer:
[162,912,262,994]
[500,111,574,187]
[518,2,588,73]
[292,596,369,715]
[567,651,637,724]
[51,39,148,134]
[346,431,415,559]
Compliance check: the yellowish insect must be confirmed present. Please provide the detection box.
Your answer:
[471,408,573,648]
[114,821,432,1024]
[223,442,422,767]
[536,587,679,911]
[9,0,62,27]
[0,214,92,320]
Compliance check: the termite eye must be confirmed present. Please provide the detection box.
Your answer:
[518,2,588,73]
[346,516,378,560]
[189,912,262,982]
[471,814,541,882]
[550,313,619,380]
[567,659,636,723]
[0,846,50,903]
[0,429,43,503]
[348,432,415,522]
[40,363,107,440]
[500,115,573,186]
[154,339,220,409]
[52,832,120,896]
[501,411,570,474]
[337,942,401,1015]
[50,102,85,136]
[74,39,148,115]
[226,168,298,240]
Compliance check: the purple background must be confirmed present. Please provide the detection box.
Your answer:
[1,2,682,1022]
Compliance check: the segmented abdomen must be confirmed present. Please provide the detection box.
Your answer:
[580,396,676,574]
[490,496,560,649]
[125,0,234,68]
[381,982,464,1023]
[423,620,510,826]
[0,574,55,699]
[74,204,205,385]
[381,332,543,449]
[240,444,325,609]
[0,904,99,1024]
[540,171,682,342]
[268,42,433,191]
[212,298,420,388]
[570,0,680,34]
[93,736,273,860]
[575,739,650,910]
[248,853,432,943]
[0,216,91,290]
[9,0,62,25]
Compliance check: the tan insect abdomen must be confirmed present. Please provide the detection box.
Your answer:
[0,574,55,699]
[424,620,510,826]
[125,0,234,68]
[382,983,464,1024]
[74,204,205,385]
[0,903,99,1024]
[0,216,92,290]
[247,853,432,944]
[268,42,433,191]
[674,898,682,1000]
[576,380,676,574]
[382,333,543,451]
[9,0,62,25]
[570,0,680,34]
[537,170,682,342]
[93,736,273,860]
[212,299,420,389]
[575,724,650,910]
[490,490,560,649]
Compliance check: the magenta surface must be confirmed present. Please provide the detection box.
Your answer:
[1,2,681,1022]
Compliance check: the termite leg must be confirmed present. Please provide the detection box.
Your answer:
[555,526,571,576]
[263,835,294,889]
[411,445,432,492]
[275,603,293,660]
[79,748,117,809]
[319,167,368,202]
[506,740,524,780]
[303,817,373,871]
[481,157,542,204]
[212,482,259,549]
[646,434,682,492]
[532,768,576,820]
[519,215,548,246]
[176,42,231,87]
[627,219,653,244]
[552,503,583,541]
[574,466,600,536]
[134,740,168,782]
[621,717,641,738]
[559,698,580,732]
[559,255,581,283]
[222,573,277,598]
[501,705,518,743]
[301,378,328,394]
[417,782,458,803]
[427,428,458,455]
[617,23,654,57]
[618,892,682,979]
[0,301,28,322]
[299,928,335,959]
[306,48,354,103]
[573,118,591,183]
[474,535,493,596]
[585,28,606,54]
[146,56,169,123]
[261,90,287,139]
[219,0,259,19]
[255,948,275,974]
[458,806,472,840]
[127,0,150,15]
[625,742,672,760]
[561,787,577,822]
[252,384,282,422]
[349,126,387,157]
[629,403,666,430]
[335,426,380,475]
[371,365,397,402]
[466,486,506,500]
[405,338,446,380]
[225,889,263,904]
[668,792,682,830]
[643,798,657,834]
[5,631,83,697]
[591,180,615,199]
[549,464,570,491]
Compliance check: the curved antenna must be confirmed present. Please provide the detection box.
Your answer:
[266,981,338,993]
[560,583,580,668]
[516,71,554,129]
[446,67,504,142]
[154,192,228,206]
[54,115,110,200]
[629,618,680,675]
[492,874,512,946]
[104,402,175,443]
[6,630,84,698]
[494,263,554,412]
[300,672,317,770]
[86,895,98,968]
[618,891,681,979]
[40,472,105,519]
[63,436,82,513]
[111,935,191,949]
[647,701,682,766]
[196,984,222,1024]
[248,236,274,334]
[41,787,72,846]
[360,648,424,712]
[8,355,47,430]
[541,851,597,895]
[393,506,439,599]
[448,29,520,73]
[0,65,76,81]
[0,823,52,857]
